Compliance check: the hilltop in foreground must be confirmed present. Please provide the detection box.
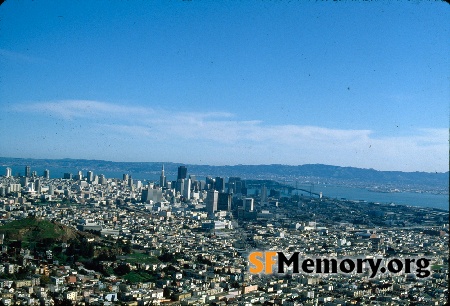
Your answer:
[0,216,93,244]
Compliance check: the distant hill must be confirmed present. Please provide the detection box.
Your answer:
[0,217,92,243]
[0,157,448,190]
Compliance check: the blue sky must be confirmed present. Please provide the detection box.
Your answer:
[0,1,448,172]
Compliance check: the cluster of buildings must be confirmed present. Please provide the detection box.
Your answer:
[0,165,448,305]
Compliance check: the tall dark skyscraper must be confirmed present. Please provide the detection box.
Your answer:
[177,166,187,180]
[25,166,31,178]
[217,192,231,211]
[244,198,254,212]
[214,177,225,192]
[206,176,215,190]
[20,176,29,187]
[87,171,94,183]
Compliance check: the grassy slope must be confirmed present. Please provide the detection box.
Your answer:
[0,217,74,243]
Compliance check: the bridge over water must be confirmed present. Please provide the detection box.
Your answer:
[283,183,322,197]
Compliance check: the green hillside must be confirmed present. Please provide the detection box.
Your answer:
[0,217,88,244]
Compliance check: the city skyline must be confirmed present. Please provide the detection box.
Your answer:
[0,1,448,172]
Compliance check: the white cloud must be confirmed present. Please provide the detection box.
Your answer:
[24,100,155,119]
[13,99,448,172]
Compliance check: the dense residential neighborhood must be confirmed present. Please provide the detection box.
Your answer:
[0,166,448,305]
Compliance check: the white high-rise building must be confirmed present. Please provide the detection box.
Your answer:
[136,180,142,189]
[183,178,191,199]
[5,167,11,178]
[8,183,21,193]
[160,164,166,188]
[49,185,54,195]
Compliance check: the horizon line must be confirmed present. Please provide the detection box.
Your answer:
[0,156,448,175]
